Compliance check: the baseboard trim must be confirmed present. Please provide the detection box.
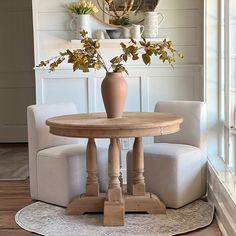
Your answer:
[207,159,236,236]
[215,215,229,236]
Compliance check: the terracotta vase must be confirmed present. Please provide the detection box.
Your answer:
[101,72,128,118]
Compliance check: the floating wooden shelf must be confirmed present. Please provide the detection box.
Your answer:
[71,37,166,44]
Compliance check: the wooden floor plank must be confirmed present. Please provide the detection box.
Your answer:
[0,198,33,211]
[0,143,27,148]
[0,190,31,199]
[0,229,35,236]
[0,178,37,235]
[0,180,29,187]
[0,211,20,229]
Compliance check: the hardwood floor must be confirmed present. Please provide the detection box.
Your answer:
[0,179,223,236]
[0,179,35,235]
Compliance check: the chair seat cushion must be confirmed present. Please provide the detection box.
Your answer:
[144,143,201,158]
[38,143,87,158]
[37,144,108,207]
[127,143,206,208]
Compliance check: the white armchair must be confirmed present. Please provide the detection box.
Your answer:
[127,101,207,208]
[27,103,108,207]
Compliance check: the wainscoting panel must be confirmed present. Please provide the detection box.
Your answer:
[148,76,195,109]
[36,65,203,113]
[42,78,88,113]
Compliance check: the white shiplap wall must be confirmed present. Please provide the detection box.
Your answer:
[33,0,204,178]
[33,0,204,104]
[33,0,203,65]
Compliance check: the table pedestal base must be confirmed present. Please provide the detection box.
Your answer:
[66,192,166,226]
[104,200,125,226]
[66,193,106,215]
[125,193,166,214]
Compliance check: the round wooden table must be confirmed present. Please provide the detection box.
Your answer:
[47,112,183,226]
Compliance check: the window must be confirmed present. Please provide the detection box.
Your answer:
[221,0,236,175]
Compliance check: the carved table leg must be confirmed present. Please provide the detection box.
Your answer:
[66,138,105,215]
[117,139,123,191]
[86,138,99,196]
[104,138,124,226]
[132,137,145,196]
[125,137,166,214]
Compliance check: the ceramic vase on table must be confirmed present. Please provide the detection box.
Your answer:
[101,72,128,118]
[70,14,92,39]
[143,12,164,38]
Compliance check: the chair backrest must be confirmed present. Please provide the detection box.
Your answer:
[27,102,79,199]
[154,101,207,150]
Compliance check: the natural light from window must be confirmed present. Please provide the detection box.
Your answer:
[222,0,236,175]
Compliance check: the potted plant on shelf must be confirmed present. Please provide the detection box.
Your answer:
[68,0,98,39]
[37,30,183,118]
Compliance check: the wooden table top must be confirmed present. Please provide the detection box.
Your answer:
[46,112,183,138]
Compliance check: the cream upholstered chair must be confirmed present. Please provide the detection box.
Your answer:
[127,101,207,208]
[27,103,108,207]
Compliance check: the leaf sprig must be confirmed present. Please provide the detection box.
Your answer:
[37,30,184,74]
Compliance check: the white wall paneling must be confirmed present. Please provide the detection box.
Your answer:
[33,0,204,178]
[33,0,204,65]
[36,65,203,112]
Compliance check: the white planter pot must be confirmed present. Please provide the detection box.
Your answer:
[70,14,92,39]
[143,12,164,38]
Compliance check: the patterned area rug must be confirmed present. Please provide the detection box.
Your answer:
[15,200,214,236]
[0,147,29,180]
